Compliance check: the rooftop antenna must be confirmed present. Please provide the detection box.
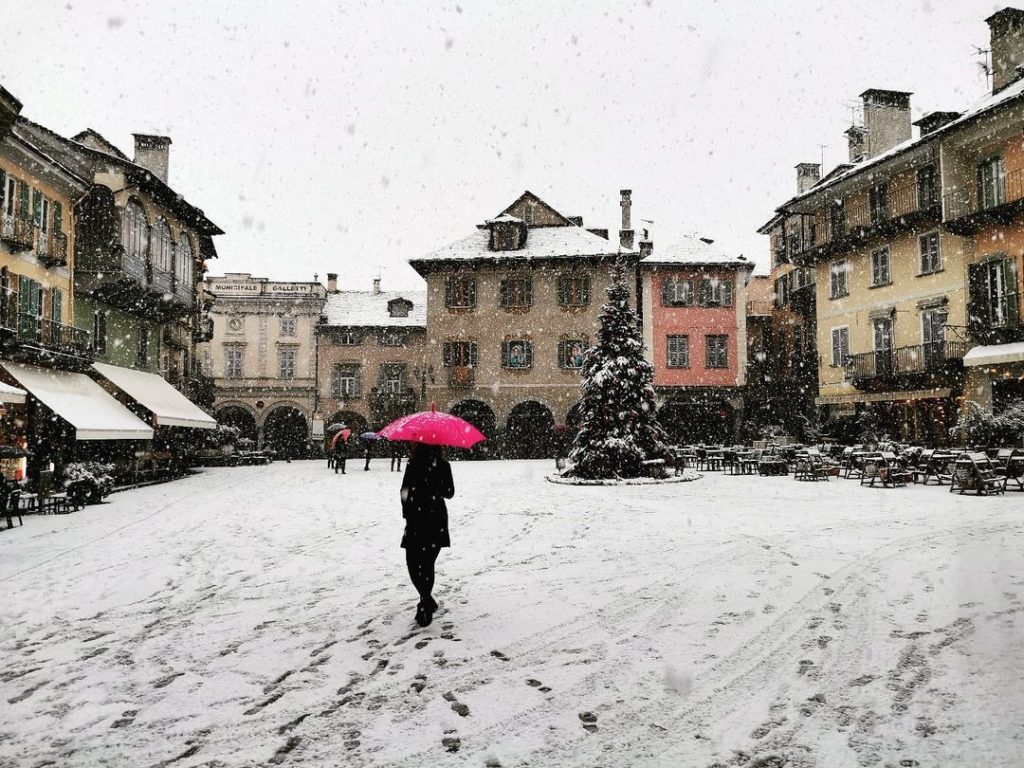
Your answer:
[818,143,828,170]
[313,272,319,283]
[840,99,863,128]
[973,45,992,91]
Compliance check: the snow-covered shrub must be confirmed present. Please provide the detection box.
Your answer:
[959,398,1024,446]
[63,461,115,502]
[993,398,1024,446]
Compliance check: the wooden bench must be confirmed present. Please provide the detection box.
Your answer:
[950,452,1006,496]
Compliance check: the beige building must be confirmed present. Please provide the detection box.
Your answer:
[200,273,326,455]
[409,191,637,457]
[316,275,427,437]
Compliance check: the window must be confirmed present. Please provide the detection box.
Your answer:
[698,278,733,307]
[916,165,938,209]
[667,335,690,368]
[501,339,533,369]
[92,310,107,355]
[177,235,193,290]
[137,327,149,367]
[558,338,587,369]
[1,172,15,217]
[978,156,1006,210]
[870,247,891,287]
[442,340,478,368]
[225,345,244,378]
[388,298,412,318]
[830,261,849,299]
[773,235,787,266]
[787,224,802,258]
[774,275,789,308]
[921,309,945,349]
[705,335,728,368]
[969,256,1021,329]
[380,363,407,393]
[919,232,940,274]
[278,347,296,379]
[444,276,476,309]
[379,329,407,347]
[150,218,173,275]
[500,276,532,308]
[17,276,41,341]
[831,327,850,367]
[661,277,693,307]
[334,330,362,346]
[51,288,63,324]
[280,316,297,337]
[868,183,889,225]
[331,364,361,398]
[872,317,894,376]
[122,200,149,260]
[829,199,845,237]
[557,274,590,307]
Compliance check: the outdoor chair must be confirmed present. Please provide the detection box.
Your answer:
[1002,449,1024,492]
[950,452,1006,496]
[860,454,887,487]
[739,449,762,474]
[2,487,22,530]
[722,449,742,475]
[878,452,913,487]
[65,480,93,512]
[793,450,829,481]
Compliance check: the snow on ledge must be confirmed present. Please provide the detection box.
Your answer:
[546,470,702,486]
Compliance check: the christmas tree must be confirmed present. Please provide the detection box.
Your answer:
[565,260,669,479]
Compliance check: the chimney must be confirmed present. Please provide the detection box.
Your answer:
[913,111,962,137]
[372,277,381,295]
[327,273,337,293]
[0,84,23,136]
[856,89,913,161]
[638,240,653,258]
[133,134,172,183]
[619,189,634,250]
[987,8,1024,93]
[796,163,821,194]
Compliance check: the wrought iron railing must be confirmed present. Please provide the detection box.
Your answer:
[845,340,968,381]
[943,167,1024,222]
[812,177,939,250]
[0,287,18,332]
[17,312,91,353]
[1,214,34,250]
[36,230,69,265]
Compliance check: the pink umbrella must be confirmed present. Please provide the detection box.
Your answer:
[330,429,352,447]
[378,404,486,448]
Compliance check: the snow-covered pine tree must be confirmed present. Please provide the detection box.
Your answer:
[565,260,669,479]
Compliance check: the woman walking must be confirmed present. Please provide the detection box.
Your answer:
[400,443,454,627]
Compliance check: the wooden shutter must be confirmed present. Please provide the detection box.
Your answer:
[699,279,712,306]
[499,279,509,307]
[51,288,62,324]
[721,279,734,307]
[580,277,590,305]
[53,201,63,234]
[443,342,452,367]
[444,278,453,307]
[501,341,509,367]
[661,278,672,306]
[558,340,567,368]
[1006,257,1020,328]
[18,182,28,218]
[967,263,988,336]
[524,278,532,306]
[32,189,41,225]
[0,169,5,210]
[524,341,533,367]
[469,342,478,367]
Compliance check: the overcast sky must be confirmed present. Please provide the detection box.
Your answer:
[1,0,1003,287]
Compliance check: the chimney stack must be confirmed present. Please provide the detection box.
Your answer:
[327,273,337,293]
[849,90,912,162]
[0,84,23,137]
[913,111,962,137]
[372,277,381,295]
[987,8,1024,93]
[795,163,821,194]
[619,189,634,250]
[133,134,171,183]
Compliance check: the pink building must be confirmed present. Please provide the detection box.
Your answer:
[640,236,754,443]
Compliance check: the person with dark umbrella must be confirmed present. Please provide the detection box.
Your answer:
[400,443,454,627]
[390,440,403,472]
[334,434,348,474]
[363,438,372,471]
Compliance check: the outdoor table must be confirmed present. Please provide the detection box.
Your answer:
[919,452,958,485]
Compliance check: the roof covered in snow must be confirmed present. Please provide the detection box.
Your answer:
[411,225,633,271]
[779,77,1024,210]
[641,235,752,269]
[322,290,427,328]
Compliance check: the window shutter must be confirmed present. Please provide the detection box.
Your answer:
[19,182,28,217]
[661,279,672,306]
[699,279,712,306]
[32,189,41,225]
[467,279,476,307]
[443,342,452,367]
[557,276,568,306]
[831,329,841,366]
[0,169,5,207]
[581,277,590,305]
[967,263,988,334]
[524,341,533,367]
[469,342,478,367]
[53,201,63,234]
[51,288,62,323]
[524,279,533,306]
[722,280,733,307]
[1006,257,1020,327]
[501,341,509,367]
[499,279,509,307]
[558,340,566,368]
[444,278,453,307]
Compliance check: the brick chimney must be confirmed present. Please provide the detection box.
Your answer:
[372,277,381,295]
[847,90,912,162]
[327,273,337,293]
[912,111,962,137]
[796,163,821,194]
[987,8,1024,93]
[133,134,171,183]
[619,189,634,250]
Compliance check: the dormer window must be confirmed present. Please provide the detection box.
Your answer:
[388,298,412,318]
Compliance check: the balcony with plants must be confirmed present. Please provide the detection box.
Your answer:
[844,340,968,387]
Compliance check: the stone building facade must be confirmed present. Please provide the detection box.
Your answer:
[409,191,638,458]
[200,273,326,455]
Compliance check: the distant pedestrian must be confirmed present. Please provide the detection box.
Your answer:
[334,436,348,474]
[390,440,403,472]
[363,439,372,471]
[400,444,454,627]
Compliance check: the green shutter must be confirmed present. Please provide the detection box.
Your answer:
[1006,257,1020,328]
[19,182,29,218]
[967,263,988,338]
[53,202,63,234]
[51,288,62,324]
[0,169,5,209]
[32,189,41,225]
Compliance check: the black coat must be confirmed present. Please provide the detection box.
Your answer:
[400,453,454,549]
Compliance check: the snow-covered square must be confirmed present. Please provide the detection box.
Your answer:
[2,461,1023,767]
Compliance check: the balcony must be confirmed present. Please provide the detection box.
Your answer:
[0,287,17,334]
[448,366,475,388]
[37,230,69,267]
[789,282,816,316]
[943,168,1024,235]
[16,313,92,358]
[1,214,33,252]
[845,340,968,386]
[806,178,940,260]
[75,248,148,310]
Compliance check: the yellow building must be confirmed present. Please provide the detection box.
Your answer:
[767,7,1024,444]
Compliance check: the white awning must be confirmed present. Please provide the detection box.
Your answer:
[0,381,26,404]
[92,362,216,430]
[1,362,153,440]
[816,387,952,406]
[962,342,1024,368]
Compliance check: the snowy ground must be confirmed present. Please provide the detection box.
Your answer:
[1,461,1023,768]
